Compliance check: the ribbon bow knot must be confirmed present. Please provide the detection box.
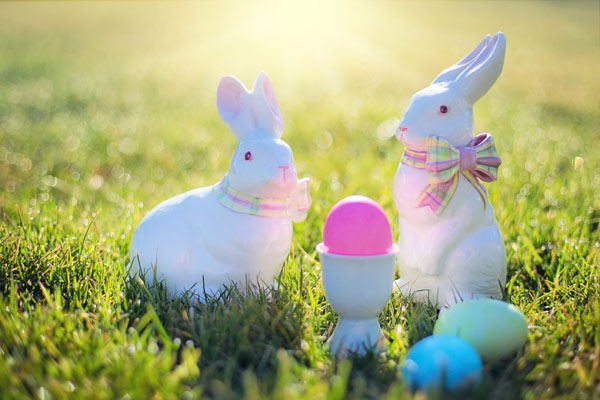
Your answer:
[414,133,501,215]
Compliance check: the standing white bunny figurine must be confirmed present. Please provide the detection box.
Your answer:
[130,71,311,300]
[393,32,507,308]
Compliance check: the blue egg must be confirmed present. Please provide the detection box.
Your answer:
[402,335,483,391]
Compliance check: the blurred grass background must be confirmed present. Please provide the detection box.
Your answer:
[0,1,599,399]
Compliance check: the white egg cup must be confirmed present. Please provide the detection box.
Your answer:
[317,243,398,357]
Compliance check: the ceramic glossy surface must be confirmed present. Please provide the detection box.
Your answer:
[130,72,311,300]
[393,32,508,308]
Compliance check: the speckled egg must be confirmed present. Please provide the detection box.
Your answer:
[434,299,528,362]
[402,335,483,391]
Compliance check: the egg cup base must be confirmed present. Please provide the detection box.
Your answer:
[325,317,386,358]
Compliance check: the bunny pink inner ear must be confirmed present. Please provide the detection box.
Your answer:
[217,76,247,122]
[458,34,492,67]
[252,71,284,137]
[456,32,506,104]
[431,35,491,86]
[261,74,281,117]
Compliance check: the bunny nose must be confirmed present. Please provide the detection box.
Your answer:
[396,126,408,143]
[279,166,290,182]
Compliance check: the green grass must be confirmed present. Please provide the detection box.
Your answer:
[1,1,599,399]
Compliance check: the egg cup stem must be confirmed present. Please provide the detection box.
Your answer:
[327,317,386,357]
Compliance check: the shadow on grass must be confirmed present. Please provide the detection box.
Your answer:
[125,263,309,398]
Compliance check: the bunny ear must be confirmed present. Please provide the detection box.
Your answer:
[251,71,284,138]
[217,75,253,140]
[217,76,248,123]
[454,32,506,104]
[431,34,492,85]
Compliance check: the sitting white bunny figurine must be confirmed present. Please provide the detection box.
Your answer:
[130,71,311,299]
[393,32,507,308]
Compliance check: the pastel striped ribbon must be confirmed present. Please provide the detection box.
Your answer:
[215,175,311,220]
[401,133,501,215]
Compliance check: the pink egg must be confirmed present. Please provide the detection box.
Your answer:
[322,195,394,256]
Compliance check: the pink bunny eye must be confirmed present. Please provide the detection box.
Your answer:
[439,105,448,114]
[244,151,253,161]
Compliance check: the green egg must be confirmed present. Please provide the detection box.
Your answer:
[433,299,528,362]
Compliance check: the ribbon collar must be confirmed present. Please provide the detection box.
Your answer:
[401,133,501,215]
[215,175,311,221]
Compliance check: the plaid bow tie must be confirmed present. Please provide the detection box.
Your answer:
[216,175,311,222]
[405,133,501,215]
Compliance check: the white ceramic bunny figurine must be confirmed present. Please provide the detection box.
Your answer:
[130,71,311,299]
[393,32,507,308]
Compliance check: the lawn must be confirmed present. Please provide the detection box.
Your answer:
[0,1,599,399]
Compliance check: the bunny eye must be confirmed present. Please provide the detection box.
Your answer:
[439,105,448,114]
[244,151,253,161]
